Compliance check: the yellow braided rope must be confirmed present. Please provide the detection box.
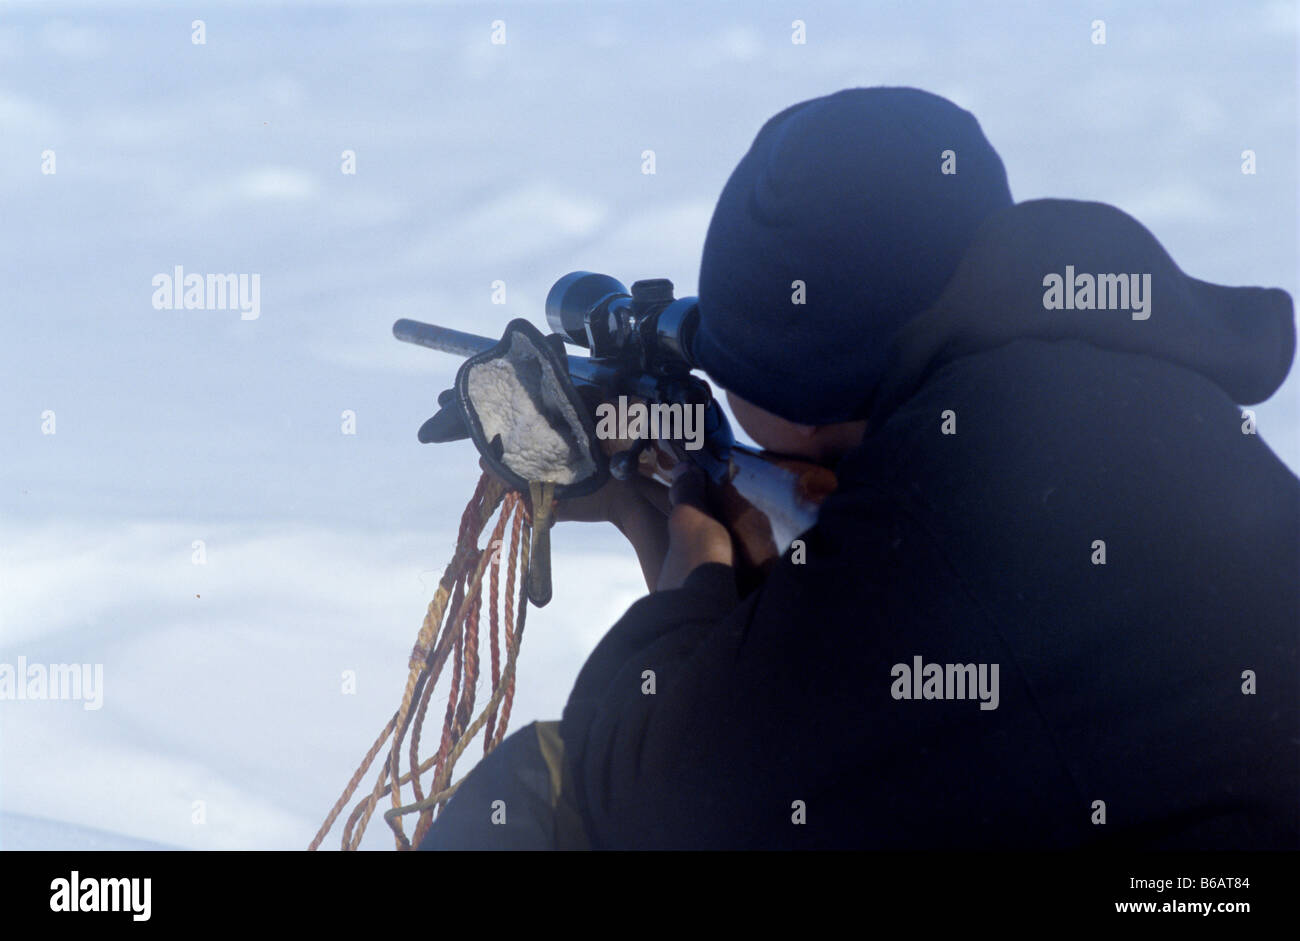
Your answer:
[385,523,531,842]
[311,474,557,851]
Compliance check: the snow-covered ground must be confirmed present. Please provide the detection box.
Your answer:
[0,812,178,851]
[1,1,1295,850]
[0,518,644,849]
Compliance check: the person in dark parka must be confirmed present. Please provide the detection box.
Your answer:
[422,87,1298,850]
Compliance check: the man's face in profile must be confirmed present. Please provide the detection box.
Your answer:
[724,389,868,464]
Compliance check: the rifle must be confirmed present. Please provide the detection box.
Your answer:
[394,272,837,596]
[308,273,841,851]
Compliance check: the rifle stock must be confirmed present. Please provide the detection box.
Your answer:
[720,446,837,572]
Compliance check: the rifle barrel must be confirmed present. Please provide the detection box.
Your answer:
[393,318,624,389]
[392,319,497,357]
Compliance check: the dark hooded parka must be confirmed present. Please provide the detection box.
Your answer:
[555,198,1298,850]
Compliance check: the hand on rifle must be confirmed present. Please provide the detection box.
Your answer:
[554,445,734,592]
[657,461,734,591]
[480,398,733,592]
[559,398,733,592]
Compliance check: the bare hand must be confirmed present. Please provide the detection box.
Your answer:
[656,462,734,590]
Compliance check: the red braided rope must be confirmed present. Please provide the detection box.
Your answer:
[484,535,503,751]
[312,477,542,851]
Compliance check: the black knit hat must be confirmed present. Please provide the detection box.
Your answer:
[692,86,1013,424]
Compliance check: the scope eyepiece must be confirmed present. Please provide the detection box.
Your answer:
[652,298,699,370]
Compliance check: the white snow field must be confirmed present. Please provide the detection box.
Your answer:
[1,2,1295,849]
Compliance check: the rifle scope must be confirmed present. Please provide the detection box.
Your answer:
[545,272,701,376]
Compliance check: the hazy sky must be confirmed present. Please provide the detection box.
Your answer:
[1,0,1295,848]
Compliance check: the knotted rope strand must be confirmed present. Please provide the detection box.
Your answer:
[310,474,551,851]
